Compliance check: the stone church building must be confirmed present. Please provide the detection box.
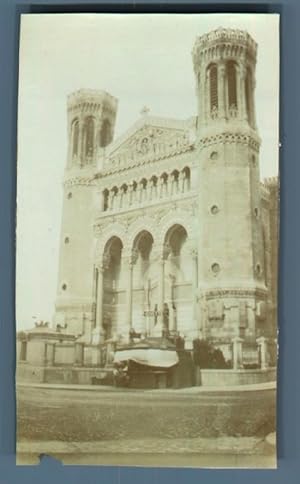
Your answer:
[54,28,278,354]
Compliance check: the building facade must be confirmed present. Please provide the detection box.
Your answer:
[54,28,278,352]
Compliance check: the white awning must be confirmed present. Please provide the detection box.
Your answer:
[114,348,179,368]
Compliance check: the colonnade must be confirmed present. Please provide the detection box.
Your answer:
[102,167,191,212]
[93,241,198,341]
[201,60,256,127]
[69,116,112,165]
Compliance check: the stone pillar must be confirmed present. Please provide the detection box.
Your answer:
[126,259,133,331]
[157,258,165,335]
[197,73,204,126]
[257,336,268,369]
[232,336,243,369]
[205,69,210,124]
[74,342,84,366]
[107,191,113,211]
[78,118,83,166]
[191,249,198,334]
[251,76,257,129]
[93,120,98,160]
[198,292,207,338]
[170,173,175,196]
[128,183,134,206]
[125,250,138,334]
[179,171,185,193]
[238,64,247,121]
[158,177,164,198]
[92,264,105,344]
[218,62,226,119]
[114,190,120,210]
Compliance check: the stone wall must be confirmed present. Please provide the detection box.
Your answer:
[195,367,276,386]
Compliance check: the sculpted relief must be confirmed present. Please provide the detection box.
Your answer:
[104,124,193,172]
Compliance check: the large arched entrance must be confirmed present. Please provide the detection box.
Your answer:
[95,236,123,340]
[131,230,154,335]
[161,224,195,337]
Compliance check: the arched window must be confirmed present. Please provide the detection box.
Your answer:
[84,116,95,157]
[182,166,191,190]
[103,189,109,211]
[99,119,112,148]
[227,61,237,109]
[72,119,79,156]
[209,64,218,111]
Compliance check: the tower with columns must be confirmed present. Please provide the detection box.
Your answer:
[53,29,277,353]
[192,28,267,343]
[55,89,118,337]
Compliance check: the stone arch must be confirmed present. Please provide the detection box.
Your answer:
[157,212,195,250]
[95,223,127,262]
[127,216,158,251]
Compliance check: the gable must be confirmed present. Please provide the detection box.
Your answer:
[103,116,196,171]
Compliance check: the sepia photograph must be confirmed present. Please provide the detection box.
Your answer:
[16,13,279,468]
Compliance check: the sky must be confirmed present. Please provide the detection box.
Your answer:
[16,13,280,330]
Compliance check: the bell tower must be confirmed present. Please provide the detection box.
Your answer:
[192,29,267,343]
[54,89,118,337]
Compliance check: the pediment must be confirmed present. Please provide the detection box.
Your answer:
[104,116,195,171]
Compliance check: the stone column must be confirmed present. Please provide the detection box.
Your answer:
[179,171,185,193]
[198,292,208,339]
[170,173,175,196]
[125,250,138,334]
[131,185,137,205]
[257,336,268,369]
[126,259,133,331]
[197,72,204,126]
[191,249,198,334]
[128,183,134,206]
[138,182,143,204]
[205,70,210,124]
[119,188,124,209]
[93,120,98,160]
[92,264,105,344]
[154,245,170,336]
[78,118,83,166]
[218,62,226,120]
[238,64,247,121]
[158,177,164,198]
[107,190,113,211]
[251,75,257,129]
[114,190,120,210]
[158,258,165,334]
[232,336,243,369]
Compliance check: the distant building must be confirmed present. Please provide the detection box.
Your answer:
[53,28,278,354]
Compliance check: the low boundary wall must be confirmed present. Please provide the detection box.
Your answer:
[17,362,276,387]
[195,367,276,386]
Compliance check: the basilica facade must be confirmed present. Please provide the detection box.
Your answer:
[54,28,278,352]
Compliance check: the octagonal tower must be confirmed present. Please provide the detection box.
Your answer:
[193,29,267,345]
[54,89,118,338]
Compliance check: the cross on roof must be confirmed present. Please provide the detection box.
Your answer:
[140,106,150,116]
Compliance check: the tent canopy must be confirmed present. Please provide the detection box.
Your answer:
[114,337,179,368]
